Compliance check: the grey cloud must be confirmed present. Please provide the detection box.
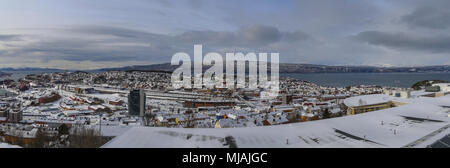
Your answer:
[0,25,311,66]
[156,0,173,8]
[356,31,450,53]
[239,25,282,44]
[65,25,164,39]
[283,31,310,42]
[0,34,22,41]
[177,30,236,47]
[177,25,302,47]
[68,25,295,46]
[401,6,450,29]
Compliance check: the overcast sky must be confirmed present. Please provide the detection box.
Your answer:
[1,0,450,69]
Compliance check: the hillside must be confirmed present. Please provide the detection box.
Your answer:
[2,64,450,74]
[412,80,449,90]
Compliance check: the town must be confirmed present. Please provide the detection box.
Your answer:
[0,70,449,148]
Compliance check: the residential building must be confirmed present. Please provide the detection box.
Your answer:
[8,109,23,123]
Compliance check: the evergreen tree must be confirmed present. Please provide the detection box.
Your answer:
[58,124,70,136]
[322,108,331,119]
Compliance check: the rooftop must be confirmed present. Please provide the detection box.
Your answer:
[103,96,450,148]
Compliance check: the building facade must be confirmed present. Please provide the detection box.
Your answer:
[8,109,23,123]
[383,89,411,98]
[346,101,394,115]
[128,89,146,117]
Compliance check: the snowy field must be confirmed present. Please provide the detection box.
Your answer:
[0,143,21,148]
[103,95,450,148]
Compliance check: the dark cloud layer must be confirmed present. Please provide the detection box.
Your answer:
[0,25,311,65]
[0,34,21,41]
[177,25,307,47]
[2,0,450,68]
[401,6,450,29]
[356,31,450,53]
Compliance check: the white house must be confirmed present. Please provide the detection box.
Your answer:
[432,83,450,93]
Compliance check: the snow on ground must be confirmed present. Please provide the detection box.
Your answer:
[343,94,410,106]
[410,90,431,97]
[95,125,133,137]
[416,95,450,107]
[89,93,126,102]
[0,143,21,148]
[344,92,450,107]
[103,99,450,148]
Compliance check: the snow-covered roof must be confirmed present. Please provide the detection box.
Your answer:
[410,90,432,97]
[103,101,450,148]
[343,94,409,107]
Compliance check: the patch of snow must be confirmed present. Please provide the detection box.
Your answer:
[0,143,21,148]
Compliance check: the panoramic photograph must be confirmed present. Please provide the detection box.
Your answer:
[1,0,450,154]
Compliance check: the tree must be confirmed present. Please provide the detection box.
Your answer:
[411,80,448,90]
[322,108,331,119]
[30,128,51,148]
[345,86,351,91]
[58,124,70,136]
[143,112,155,126]
[185,110,196,128]
[68,125,105,148]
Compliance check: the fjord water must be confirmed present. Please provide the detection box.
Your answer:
[282,72,450,88]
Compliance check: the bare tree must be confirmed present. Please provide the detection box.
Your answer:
[185,110,196,128]
[68,125,106,148]
[143,112,155,126]
[30,128,54,148]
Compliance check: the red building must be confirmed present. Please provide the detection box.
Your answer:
[109,100,124,106]
[39,93,61,104]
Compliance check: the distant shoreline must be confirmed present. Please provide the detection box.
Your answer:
[0,72,12,78]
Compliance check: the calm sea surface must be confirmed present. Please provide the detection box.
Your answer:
[281,72,450,88]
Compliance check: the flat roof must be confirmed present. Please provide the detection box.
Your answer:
[103,99,450,148]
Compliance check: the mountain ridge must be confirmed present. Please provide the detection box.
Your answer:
[1,63,450,73]
[95,63,450,73]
